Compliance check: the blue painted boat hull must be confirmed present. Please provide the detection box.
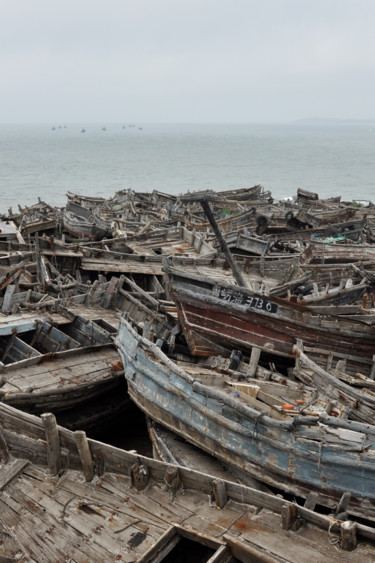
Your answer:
[116,317,375,519]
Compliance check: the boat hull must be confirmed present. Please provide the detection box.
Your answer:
[116,317,375,519]
[166,267,375,362]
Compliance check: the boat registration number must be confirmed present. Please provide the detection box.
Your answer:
[212,286,278,313]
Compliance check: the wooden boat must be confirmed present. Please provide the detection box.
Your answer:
[301,239,375,264]
[0,220,25,244]
[273,216,367,242]
[223,230,269,256]
[0,342,124,414]
[63,201,109,240]
[292,342,375,424]
[124,225,217,258]
[296,188,341,206]
[0,403,371,560]
[79,227,217,275]
[285,277,368,307]
[0,310,113,364]
[116,315,375,519]
[285,205,357,227]
[164,265,375,366]
[147,418,266,488]
[0,310,129,431]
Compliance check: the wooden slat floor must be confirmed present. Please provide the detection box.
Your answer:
[1,346,121,395]
[0,461,373,562]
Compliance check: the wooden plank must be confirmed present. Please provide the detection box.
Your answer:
[2,361,118,392]
[74,431,94,481]
[0,427,10,462]
[2,345,119,377]
[0,495,58,562]
[41,413,61,476]
[5,480,115,561]
[0,459,29,490]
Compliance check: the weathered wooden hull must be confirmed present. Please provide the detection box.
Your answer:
[116,317,375,519]
[302,240,375,264]
[166,267,375,362]
[0,344,124,414]
[63,201,109,240]
[293,344,375,424]
[3,399,374,561]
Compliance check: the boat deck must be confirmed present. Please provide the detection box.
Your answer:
[0,346,120,397]
[0,460,371,562]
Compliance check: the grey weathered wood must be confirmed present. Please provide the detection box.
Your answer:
[281,503,299,530]
[74,430,94,481]
[0,458,29,490]
[212,479,228,509]
[137,525,179,563]
[370,355,375,380]
[248,346,261,377]
[164,466,181,498]
[334,492,351,517]
[143,321,152,341]
[304,492,318,511]
[1,284,16,313]
[341,520,357,551]
[206,545,231,563]
[223,534,283,563]
[201,198,249,289]
[130,462,150,491]
[0,427,10,463]
[41,412,61,476]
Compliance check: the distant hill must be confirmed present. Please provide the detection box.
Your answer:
[293,117,374,125]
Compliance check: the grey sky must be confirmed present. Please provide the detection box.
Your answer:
[1,0,374,123]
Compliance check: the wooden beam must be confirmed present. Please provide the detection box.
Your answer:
[212,479,228,509]
[0,427,10,463]
[130,462,150,491]
[341,521,357,551]
[281,503,300,531]
[201,198,248,289]
[248,347,261,377]
[74,430,94,481]
[0,458,29,490]
[164,466,181,499]
[41,412,62,476]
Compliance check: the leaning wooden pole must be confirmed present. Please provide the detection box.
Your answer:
[200,198,248,288]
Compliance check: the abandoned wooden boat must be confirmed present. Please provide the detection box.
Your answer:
[301,239,375,264]
[0,342,124,414]
[63,200,109,240]
[285,276,369,308]
[223,230,270,256]
[124,225,217,258]
[147,419,268,489]
[292,342,375,424]
[164,265,375,367]
[296,187,342,206]
[116,316,375,519]
[285,206,357,229]
[0,310,113,364]
[0,220,25,248]
[0,310,128,428]
[0,403,371,561]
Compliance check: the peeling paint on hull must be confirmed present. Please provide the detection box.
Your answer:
[116,317,375,520]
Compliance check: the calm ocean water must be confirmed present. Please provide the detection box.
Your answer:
[1,122,375,214]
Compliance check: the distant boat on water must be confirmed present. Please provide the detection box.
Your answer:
[81,128,86,133]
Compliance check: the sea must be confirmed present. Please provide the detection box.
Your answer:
[1,121,375,215]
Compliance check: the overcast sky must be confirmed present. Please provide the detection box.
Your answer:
[1,0,374,123]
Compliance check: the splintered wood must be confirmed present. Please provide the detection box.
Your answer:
[0,461,371,561]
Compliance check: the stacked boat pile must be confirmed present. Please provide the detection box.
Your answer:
[1,185,375,558]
